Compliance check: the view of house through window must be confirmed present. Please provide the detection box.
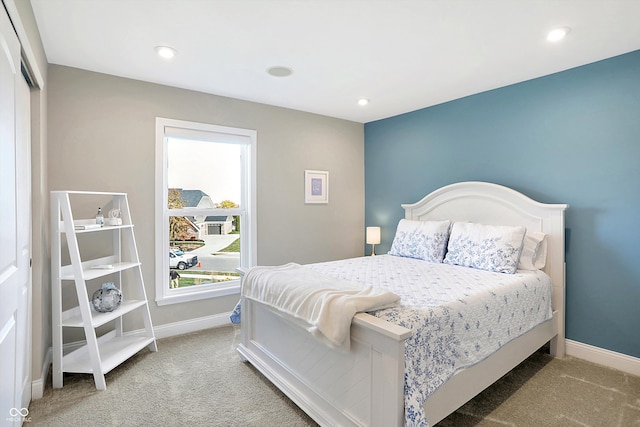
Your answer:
[167,138,242,289]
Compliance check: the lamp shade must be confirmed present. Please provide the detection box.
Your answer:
[366,226,381,245]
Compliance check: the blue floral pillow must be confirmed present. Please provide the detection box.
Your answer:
[443,222,526,274]
[388,219,451,263]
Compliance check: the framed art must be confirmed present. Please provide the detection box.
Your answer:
[304,170,329,204]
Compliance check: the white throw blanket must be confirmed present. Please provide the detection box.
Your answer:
[242,263,400,348]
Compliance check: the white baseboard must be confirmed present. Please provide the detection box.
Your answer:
[152,312,232,339]
[31,347,52,399]
[566,339,640,377]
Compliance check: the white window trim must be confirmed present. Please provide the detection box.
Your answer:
[155,117,257,306]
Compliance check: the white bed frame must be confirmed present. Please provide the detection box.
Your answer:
[238,182,568,426]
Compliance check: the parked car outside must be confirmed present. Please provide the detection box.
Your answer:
[169,249,198,270]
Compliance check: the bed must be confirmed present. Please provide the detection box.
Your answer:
[236,181,568,426]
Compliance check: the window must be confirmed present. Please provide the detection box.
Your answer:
[155,118,256,305]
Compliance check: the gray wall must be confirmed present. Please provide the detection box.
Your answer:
[47,65,364,329]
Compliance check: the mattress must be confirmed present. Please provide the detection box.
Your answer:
[307,254,553,427]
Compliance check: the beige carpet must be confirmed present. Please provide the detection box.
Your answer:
[28,326,640,426]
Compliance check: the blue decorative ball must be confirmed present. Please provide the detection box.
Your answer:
[92,282,123,312]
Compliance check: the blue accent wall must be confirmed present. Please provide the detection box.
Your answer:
[364,50,640,358]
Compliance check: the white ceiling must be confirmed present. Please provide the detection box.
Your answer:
[30,0,640,123]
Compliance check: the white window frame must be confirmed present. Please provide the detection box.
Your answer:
[155,117,256,306]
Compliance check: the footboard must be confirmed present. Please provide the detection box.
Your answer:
[238,297,412,427]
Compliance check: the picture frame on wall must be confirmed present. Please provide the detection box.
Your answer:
[304,170,329,204]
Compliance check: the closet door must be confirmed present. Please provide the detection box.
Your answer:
[15,58,32,412]
[0,5,31,424]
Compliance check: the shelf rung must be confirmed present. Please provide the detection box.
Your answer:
[61,300,148,328]
[60,261,141,281]
[62,333,155,374]
[70,224,134,234]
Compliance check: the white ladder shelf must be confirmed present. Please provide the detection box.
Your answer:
[51,191,157,390]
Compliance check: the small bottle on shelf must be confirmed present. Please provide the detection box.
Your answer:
[96,207,104,226]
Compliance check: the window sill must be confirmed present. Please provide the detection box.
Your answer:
[155,281,240,306]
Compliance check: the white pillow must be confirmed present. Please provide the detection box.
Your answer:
[388,219,451,263]
[443,222,526,274]
[518,232,547,270]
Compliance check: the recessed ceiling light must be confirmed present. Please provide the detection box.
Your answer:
[547,27,570,42]
[357,98,370,106]
[155,46,177,59]
[267,66,293,77]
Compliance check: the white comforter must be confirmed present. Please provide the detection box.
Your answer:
[307,255,553,427]
[242,263,400,348]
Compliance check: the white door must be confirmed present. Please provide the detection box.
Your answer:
[1,6,32,426]
[15,53,33,414]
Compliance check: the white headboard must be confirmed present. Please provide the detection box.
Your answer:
[402,182,569,346]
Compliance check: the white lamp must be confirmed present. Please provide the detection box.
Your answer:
[366,226,381,256]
